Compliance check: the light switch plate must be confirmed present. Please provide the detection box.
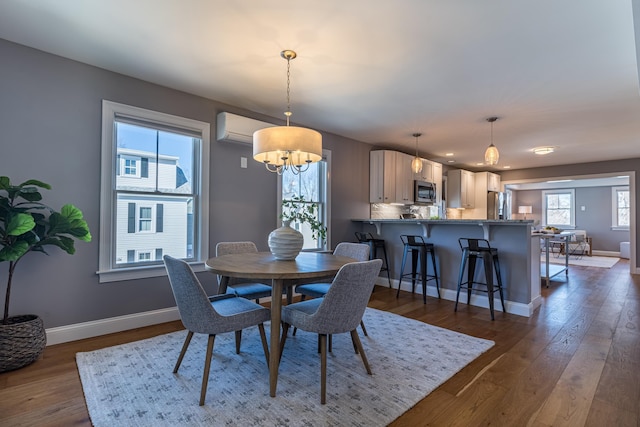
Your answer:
[240,157,247,168]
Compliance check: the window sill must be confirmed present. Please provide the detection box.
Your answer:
[611,226,630,231]
[97,261,206,283]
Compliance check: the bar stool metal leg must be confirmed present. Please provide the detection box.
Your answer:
[429,248,441,298]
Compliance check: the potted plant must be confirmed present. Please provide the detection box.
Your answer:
[0,177,91,372]
[268,195,327,260]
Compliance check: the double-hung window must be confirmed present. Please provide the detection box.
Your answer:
[612,186,630,230]
[542,189,575,228]
[278,150,331,251]
[99,101,210,282]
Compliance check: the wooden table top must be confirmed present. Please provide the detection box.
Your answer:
[205,251,356,280]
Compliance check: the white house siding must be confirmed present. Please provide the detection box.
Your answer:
[115,195,190,263]
[116,148,191,194]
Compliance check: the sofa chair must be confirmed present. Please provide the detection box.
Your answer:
[566,230,592,257]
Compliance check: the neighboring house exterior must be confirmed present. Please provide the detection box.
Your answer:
[115,148,192,264]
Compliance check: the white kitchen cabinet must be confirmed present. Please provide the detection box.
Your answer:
[369,150,396,203]
[432,162,443,204]
[487,172,501,192]
[413,158,433,183]
[395,152,414,204]
[467,172,501,219]
[447,169,475,209]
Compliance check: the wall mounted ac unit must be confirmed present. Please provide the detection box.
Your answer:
[216,112,276,145]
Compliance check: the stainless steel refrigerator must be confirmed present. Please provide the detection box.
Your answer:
[487,191,506,220]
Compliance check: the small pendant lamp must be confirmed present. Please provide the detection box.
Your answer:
[410,132,423,173]
[484,117,500,166]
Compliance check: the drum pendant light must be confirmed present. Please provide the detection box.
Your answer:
[253,50,322,175]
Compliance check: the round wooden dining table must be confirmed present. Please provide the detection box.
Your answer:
[205,251,355,397]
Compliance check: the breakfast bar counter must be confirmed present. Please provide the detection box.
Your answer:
[352,219,540,317]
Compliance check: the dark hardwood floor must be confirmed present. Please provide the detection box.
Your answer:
[1,259,638,426]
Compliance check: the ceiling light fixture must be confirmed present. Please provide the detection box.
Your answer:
[411,132,423,173]
[533,146,555,155]
[253,50,322,175]
[484,116,500,165]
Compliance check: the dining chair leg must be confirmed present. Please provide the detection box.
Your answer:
[351,329,372,375]
[234,330,242,354]
[359,321,368,337]
[320,334,327,404]
[258,323,270,368]
[329,334,332,353]
[199,334,216,406]
[279,323,290,364]
[350,332,358,354]
[173,330,194,373]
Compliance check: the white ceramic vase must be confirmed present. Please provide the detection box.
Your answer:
[268,220,303,260]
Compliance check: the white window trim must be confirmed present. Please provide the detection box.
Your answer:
[137,205,154,233]
[137,250,152,261]
[611,185,630,230]
[277,149,331,251]
[98,100,210,282]
[542,189,575,228]
[121,155,141,178]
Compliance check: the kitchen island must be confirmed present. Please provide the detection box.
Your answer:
[353,219,540,317]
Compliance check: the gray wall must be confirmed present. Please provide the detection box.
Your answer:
[501,161,639,266]
[512,187,631,252]
[0,39,371,328]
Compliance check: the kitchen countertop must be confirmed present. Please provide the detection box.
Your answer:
[352,218,533,239]
[352,218,533,224]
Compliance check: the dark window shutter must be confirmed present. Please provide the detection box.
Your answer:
[141,158,149,178]
[156,204,163,232]
[127,250,135,262]
[155,248,163,260]
[128,203,135,233]
[116,154,121,176]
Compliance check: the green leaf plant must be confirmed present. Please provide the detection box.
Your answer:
[0,177,91,324]
[280,195,327,244]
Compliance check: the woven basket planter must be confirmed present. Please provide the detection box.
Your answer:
[0,314,46,373]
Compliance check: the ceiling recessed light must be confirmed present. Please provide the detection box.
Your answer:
[533,146,555,155]
[476,162,484,166]
[445,153,454,157]
[502,165,511,169]
[447,160,455,163]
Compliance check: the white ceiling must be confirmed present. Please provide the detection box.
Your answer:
[1,0,640,171]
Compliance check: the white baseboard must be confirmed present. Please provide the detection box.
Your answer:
[592,250,619,257]
[386,278,535,317]
[43,272,562,345]
[45,306,180,346]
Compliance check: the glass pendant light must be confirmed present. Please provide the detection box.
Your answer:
[411,132,423,173]
[484,117,499,166]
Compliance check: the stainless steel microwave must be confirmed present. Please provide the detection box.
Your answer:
[414,180,436,204]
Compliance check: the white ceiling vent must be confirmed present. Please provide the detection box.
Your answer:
[216,112,276,145]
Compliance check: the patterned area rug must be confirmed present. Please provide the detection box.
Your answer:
[76,308,494,427]
[541,254,620,268]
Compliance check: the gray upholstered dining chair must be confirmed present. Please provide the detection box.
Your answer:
[293,242,371,338]
[163,255,270,406]
[279,259,383,404]
[215,241,274,302]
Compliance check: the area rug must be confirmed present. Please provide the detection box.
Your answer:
[540,254,619,268]
[76,308,494,427]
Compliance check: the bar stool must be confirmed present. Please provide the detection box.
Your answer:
[455,238,505,320]
[396,235,440,304]
[355,232,392,287]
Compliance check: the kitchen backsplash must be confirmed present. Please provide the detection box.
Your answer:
[370,203,441,219]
